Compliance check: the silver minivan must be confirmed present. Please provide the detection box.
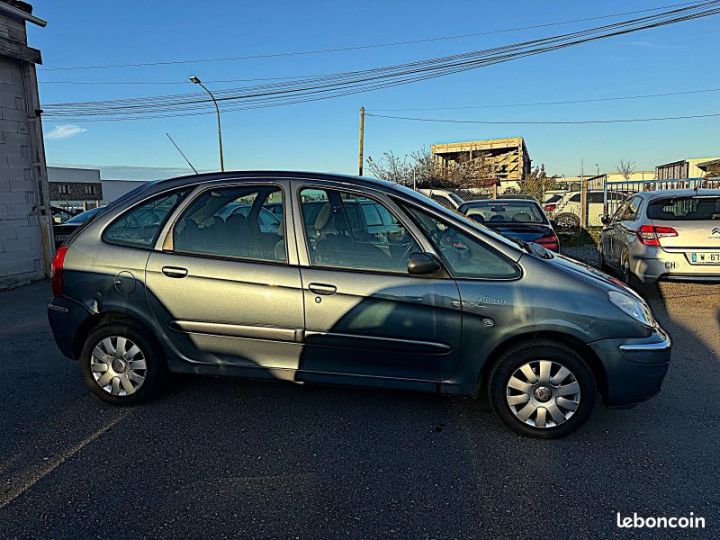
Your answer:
[49,172,671,438]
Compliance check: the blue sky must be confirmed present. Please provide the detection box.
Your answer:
[30,0,720,180]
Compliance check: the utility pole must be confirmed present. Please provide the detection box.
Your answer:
[190,76,225,172]
[580,158,588,229]
[358,107,365,176]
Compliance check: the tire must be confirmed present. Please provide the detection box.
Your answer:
[620,254,641,290]
[598,243,612,273]
[555,212,580,233]
[488,340,596,439]
[80,322,166,405]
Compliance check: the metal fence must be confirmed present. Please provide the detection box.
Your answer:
[603,176,720,218]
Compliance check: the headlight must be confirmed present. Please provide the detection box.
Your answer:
[608,291,654,327]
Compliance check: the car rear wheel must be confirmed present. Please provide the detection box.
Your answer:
[554,213,580,234]
[80,323,166,405]
[489,340,596,438]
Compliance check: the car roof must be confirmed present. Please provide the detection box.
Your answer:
[141,170,395,193]
[637,188,720,200]
[462,198,539,205]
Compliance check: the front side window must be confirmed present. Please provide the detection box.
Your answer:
[173,185,286,263]
[103,188,190,248]
[401,203,519,279]
[621,196,642,221]
[299,188,420,273]
[611,198,630,223]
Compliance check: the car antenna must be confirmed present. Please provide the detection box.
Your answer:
[165,132,198,174]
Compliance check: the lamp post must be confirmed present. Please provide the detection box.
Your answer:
[190,76,224,172]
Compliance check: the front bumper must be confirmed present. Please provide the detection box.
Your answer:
[589,326,671,407]
[631,246,720,283]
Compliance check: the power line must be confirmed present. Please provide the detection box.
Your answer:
[38,1,701,72]
[367,87,720,111]
[365,111,720,125]
[40,2,720,121]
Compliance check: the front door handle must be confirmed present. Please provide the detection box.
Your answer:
[308,283,337,295]
[162,266,188,278]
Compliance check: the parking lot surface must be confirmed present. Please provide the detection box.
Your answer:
[1,275,719,538]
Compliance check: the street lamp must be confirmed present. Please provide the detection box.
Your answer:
[190,75,224,172]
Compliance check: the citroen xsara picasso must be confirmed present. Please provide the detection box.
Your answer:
[48,172,671,438]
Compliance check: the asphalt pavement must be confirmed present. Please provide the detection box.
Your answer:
[0,278,718,539]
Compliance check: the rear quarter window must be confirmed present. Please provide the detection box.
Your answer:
[103,188,191,248]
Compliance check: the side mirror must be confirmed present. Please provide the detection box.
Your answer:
[600,214,611,225]
[408,252,442,275]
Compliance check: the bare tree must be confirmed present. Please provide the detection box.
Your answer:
[518,164,557,201]
[367,146,496,191]
[616,158,636,180]
[366,152,413,186]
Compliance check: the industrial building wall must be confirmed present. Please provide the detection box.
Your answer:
[0,13,51,289]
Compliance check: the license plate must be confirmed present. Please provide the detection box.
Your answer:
[689,252,720,265]
[54,234,67,243]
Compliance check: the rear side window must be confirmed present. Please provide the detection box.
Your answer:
[103,189,190,248]
[647,196,720,221]
[173,185,286,263]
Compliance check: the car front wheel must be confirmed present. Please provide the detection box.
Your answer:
[489,340,596,438]
[80,323,166,405]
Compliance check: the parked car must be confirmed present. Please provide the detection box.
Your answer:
[51,205,80,225]
[547,190,627,229]
[600,189,720,283]
[48,171,671,438]
[52,206,105,248]
[458,199,560,251]
[418,188,464,210]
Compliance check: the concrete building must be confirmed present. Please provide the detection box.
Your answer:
[431,137,531,184]
[47,166,149,210]
[0,1,51,289]
[656,157,720,180]
[696,158,720,177]
[47,166,103,210]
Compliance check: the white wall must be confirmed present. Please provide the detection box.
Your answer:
[101,179,149,203]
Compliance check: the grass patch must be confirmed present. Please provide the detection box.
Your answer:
[558,227,602,247]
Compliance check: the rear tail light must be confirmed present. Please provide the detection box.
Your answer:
[636,225,678,246]
[51,246,68,296]
[535,234,560,252]
[544,203,557,213]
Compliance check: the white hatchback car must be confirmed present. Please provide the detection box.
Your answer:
[600,189,720,283]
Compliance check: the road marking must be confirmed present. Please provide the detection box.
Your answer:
[0,410,131,511]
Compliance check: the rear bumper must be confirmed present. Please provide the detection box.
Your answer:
[589,326,671,407]
[48,295,92,360]
[631,247,720,283]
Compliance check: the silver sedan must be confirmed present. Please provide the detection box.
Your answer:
[600,189,720,283]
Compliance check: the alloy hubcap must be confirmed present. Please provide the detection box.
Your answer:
[506,360,581,429]
[91,336,147,396]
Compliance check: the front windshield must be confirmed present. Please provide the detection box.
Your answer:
[463,201,547,224]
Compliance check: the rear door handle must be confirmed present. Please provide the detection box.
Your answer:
[162,266,188,278]
[308,283,337,295]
